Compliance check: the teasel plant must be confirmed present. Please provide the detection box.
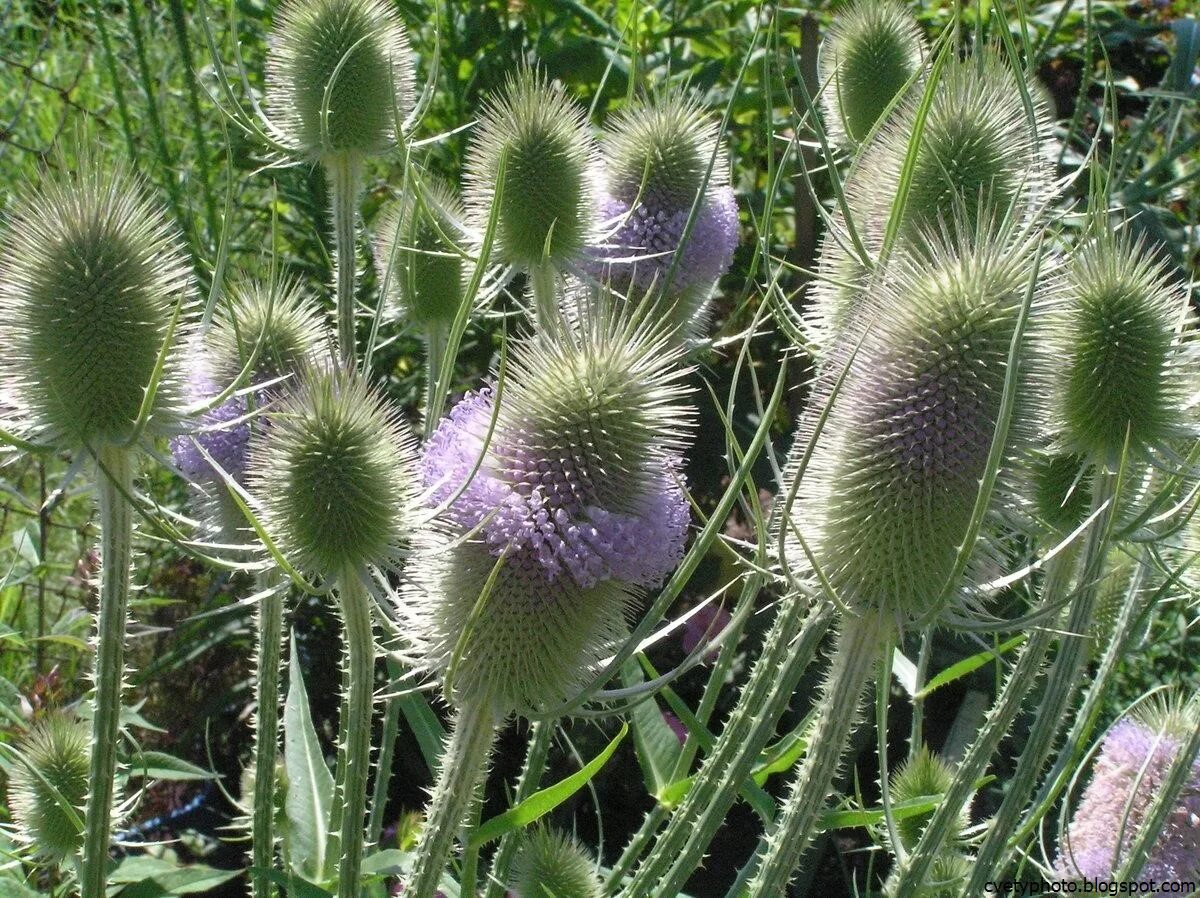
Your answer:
[0,160,197,898]
[241,367,418,898]
[462,67,598,332]
[169,277,329,898]
[741,220,1047,896]
[584,92,738,346]
[507,827,604,898]
[397,303,694,898]
[948,226,1199,894]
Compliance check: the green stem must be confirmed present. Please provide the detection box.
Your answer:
[483,721,553,898]
[80,447,134,898]
[620,595,835,898]
[891,537,1086,895]
[251,570,286,898]
[529,263,560,333]
[407,700,498,898]
[330,154,363,369]
[963,468,1119,894]
[367,657,406,848]
[423,324,448,438]
[459,788,484,896]
[745,614,889,898]
[333,574,377,898]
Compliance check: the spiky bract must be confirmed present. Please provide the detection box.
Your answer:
[819,0,924,146]
[249,368,416,577]
[374,180,467,329]
[408,317,693,714]
[207,277,329,387]
[266,0,412,161]
[1056,696,1200,883]
[778,235,1040,625]
[509,828,604,898]
[1046,232,1192,462]
[464,69,596,269]
[7,715,90,861]
[850,53,1052,256]
[0,162,192,449]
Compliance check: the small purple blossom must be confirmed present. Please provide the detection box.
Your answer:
[586,187,738,297]
[422,388,689,589]
[663,710,688,744]
[1056,717,1200,883]
[169,373,251,484]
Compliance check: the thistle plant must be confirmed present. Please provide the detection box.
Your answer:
[248,367,417,898]
[818,0,924,147]
[585,94,739,345]
[170,277,327,898]
[1056,696,1200,883]
[745,230,1041,895]
[0,160,192,898]
[463,68,597,330]
[266,0,413,366]
[5,715,91,864]
[508,828,604,898]
[401,309,692,898]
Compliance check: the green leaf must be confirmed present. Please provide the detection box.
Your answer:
[251,869,334,898]
[283,633,334,881]
[621,660,683,797]
[915,635,1026,699]
[126,751,218,781]
[107,856,239,898]
[469,723,629,848]
[396,691,446,778]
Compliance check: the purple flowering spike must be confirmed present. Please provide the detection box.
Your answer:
[170,373,251,485]
[1057,712,1200,883]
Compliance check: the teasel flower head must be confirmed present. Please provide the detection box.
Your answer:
[801,211,879,355]
[374,179,467,330]
[266,0,413,162]
[889,747,971,853]
[819,0,925,146]
[508,828,603,898]
[1029,451,1093,535]
[585,94,738,344]
[849,52,1054,257]
[884,852,973,898]
[7,715,91,862]
[778,231,1043,627]
[1056,695,1200,883]
[0,161,193,450]
[1042,230,1194,464]
[406,316,693,714]
[463,68,597,271]
[170,279,328,539]
[249,367,418,579]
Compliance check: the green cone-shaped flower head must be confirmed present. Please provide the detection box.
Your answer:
[249,368,417,577]
[374,180,467,329]
[602,92,726,208]
[464,68,596,270]
[779,234,1041,626]
[819,0,924,146]
[851,52,1052,255]
[1030,451,1093,535]
[208,277,330,386]
[266,0,413,161]
[0,162,192,449]
[890,747,970,852]
[7,715,90,861]
[509,828,604,898]
[1047,231,1192,462]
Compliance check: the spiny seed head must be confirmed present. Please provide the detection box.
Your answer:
[850,52,1053,256]
[819,0,925,146]
[464,68,597,270]
[0,161,193,449]
[374,179,467,329]
[1045,231,1193,462]
[509,828,603,898]
[889,747,970,852]
[1057,695,1200,883]
[207,277,330,387]
[779,235,1041,626]
[266,0,412,161]
[249,368,417,577]
[1030,452,1093,535]
[7,715,90,862]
